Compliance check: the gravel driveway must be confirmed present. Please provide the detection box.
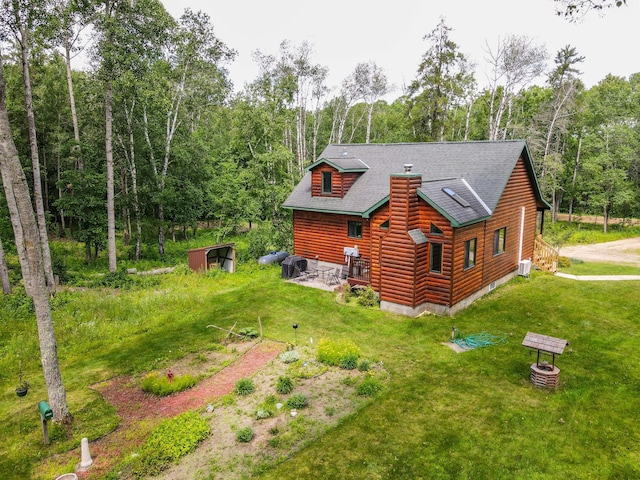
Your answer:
[559,237,640,267]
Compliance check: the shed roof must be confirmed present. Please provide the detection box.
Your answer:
[283,141,550,226]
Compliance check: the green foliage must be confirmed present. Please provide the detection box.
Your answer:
[339,353,358,370]
[0,287,34,318]
[141,372,198,396]
[256,395,277,419]
[317,338,361,367]
[285,393,308,409]
[357,359,371,372]
[236,426,254,443]
[234,378,255,396]
[558,256,573,268]
[276,376,294,394]
[279,349,300,364]
[131,412,209,477]
[354,286,379,307]
[238,327,259,338]
[94,268,135,289]
[356,376,383,397]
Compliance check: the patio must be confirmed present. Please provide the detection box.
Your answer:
[286,260,347,292]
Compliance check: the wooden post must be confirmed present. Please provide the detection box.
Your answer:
[41,416,49,445]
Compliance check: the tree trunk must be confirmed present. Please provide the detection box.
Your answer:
[64,33,83,170]
[158,203,165,257]
[0,236,11,294]
[567,136,582,225]
[19,25,56,294]
[106,79,117,272]
[0,55,71,422]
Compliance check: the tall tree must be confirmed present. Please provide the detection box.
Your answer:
[141,8,234,256]
[540,46,585,219]
[3,0,57,292]
[92,0,174,268]
[407,18,475,142]
[485,35,547,140]
[0,50,71,422]
[353,61,390,143]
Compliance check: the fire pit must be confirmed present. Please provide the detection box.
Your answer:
[522,332,569,389]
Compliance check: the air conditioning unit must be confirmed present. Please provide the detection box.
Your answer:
[518,259,532,277]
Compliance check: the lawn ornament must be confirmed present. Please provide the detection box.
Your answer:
[167,369,174,383]
[522,332,569,388]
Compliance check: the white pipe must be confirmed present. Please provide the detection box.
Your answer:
[518,206,525,263]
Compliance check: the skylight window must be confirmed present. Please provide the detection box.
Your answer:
[442,187,470,207]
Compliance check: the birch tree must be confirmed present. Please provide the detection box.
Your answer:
[141,9,234,256]
[3,0,57,292]
[485,35,547,140]
[0,50,71,422]
[353,61,390,143]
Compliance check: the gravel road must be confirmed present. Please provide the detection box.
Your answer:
[558,237,640,267]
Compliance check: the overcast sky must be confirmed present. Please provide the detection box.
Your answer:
[160,0,638,101]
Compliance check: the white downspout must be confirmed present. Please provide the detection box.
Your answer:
[518,206,525,263]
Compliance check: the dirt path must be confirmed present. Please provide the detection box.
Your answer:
[558,237,640,267]
[66,340,283,479]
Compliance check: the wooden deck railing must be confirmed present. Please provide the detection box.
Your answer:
[533,235,558,273]
[348,258,371,285]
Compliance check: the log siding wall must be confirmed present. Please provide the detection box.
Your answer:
[311,166,361,198]
[450,157,538,305]
[292,155,541,315]
[292,210,370,265]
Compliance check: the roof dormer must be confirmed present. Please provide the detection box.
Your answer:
[306,156,369,198]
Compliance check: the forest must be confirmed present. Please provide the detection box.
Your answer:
[1,0,639,273]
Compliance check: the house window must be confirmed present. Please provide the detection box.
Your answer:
[430,243,443,273]
[380,219,389,230]
[464,238,477,269]
[322,171,332,194]
[348,221,362,239]
[430,223,443,235]
[494,227,506,256]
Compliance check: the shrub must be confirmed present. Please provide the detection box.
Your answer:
[357,377,383,397]
[317,338,361,366]
[95,268,134,289]
[234,378,255,396]
[354,286,379,307]
[358,359,371,372]
[141,373,197,396]
[339,353,358,370]
[286,393,308,409]
[236,426,254,443]
[276,376,294,394]
[131,412,209,477]
[238,327,259,339]
[279,350,300,364]
[256,409,272,419]
[256,395,277,419]
[558,256,573,268]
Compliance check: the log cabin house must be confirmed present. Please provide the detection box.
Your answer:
[283,141,551,316]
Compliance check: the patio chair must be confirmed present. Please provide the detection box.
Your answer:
[306,257,319,280]
[325,267,341,286]
[340,264,349,280]
[294,265,309,282]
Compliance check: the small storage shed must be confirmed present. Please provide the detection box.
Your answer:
[188,244,236,273]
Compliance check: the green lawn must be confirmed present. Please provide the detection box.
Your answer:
[1,260,639,479]
[559,260,640,276]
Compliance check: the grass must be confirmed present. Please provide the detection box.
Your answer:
[1,232,640,479]
[545,218,640,247]
[559,260,640,275]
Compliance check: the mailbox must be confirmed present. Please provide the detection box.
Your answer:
[38,400,53,421]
